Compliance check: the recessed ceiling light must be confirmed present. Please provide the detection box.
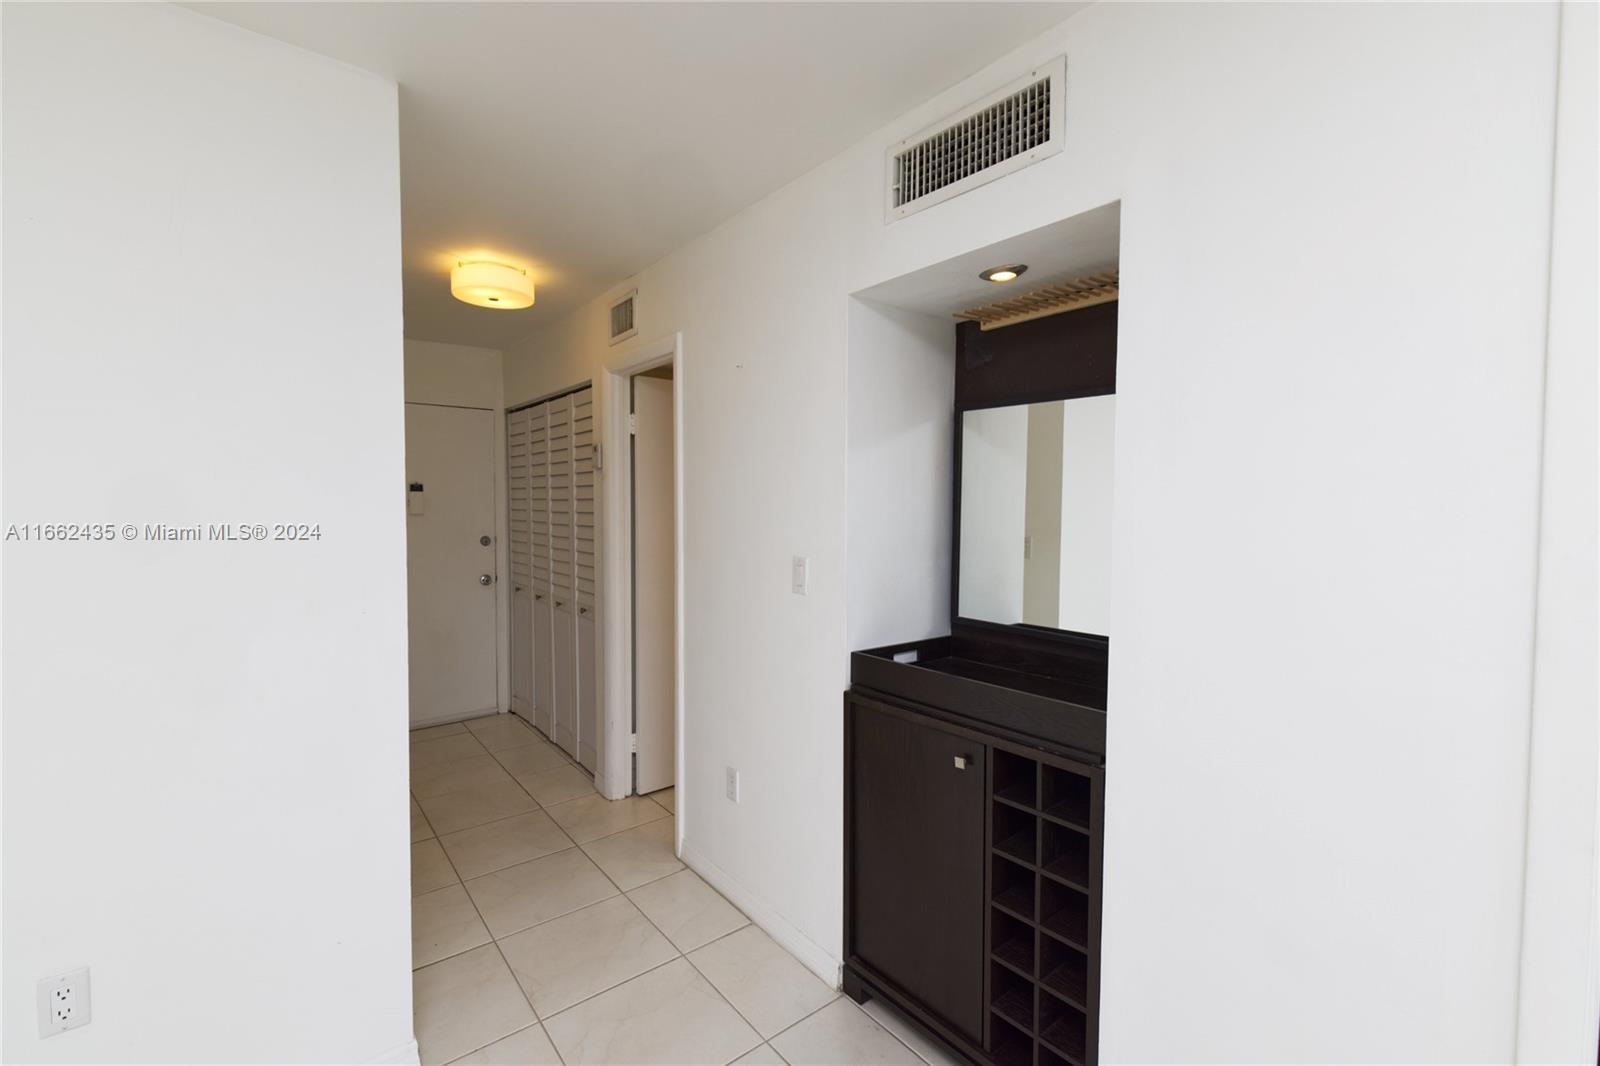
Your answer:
[451,260,535,309]
[980,264,1027,283]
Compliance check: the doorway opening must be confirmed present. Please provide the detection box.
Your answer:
[597,334,682,816]
[631,364,676,798]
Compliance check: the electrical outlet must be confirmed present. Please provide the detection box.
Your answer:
[38,968,90,1037]
[725,766,740,803]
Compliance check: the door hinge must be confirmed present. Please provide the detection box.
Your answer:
[594,441,603,471]
[629,733,637,753]
[628,413,637,435]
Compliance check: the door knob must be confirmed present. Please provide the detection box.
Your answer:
[479,574,493,586]
[479,535,492,546]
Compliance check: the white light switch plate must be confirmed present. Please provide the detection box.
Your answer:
[725,767,740,803]
[791,556,808,595]
[38,968,90,1037]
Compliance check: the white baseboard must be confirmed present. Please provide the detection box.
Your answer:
[367,1037,419,1065]
[410,705,501,729]
[680,838,842,989]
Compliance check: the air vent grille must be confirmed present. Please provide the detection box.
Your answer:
[608,290,637,345]
[886,57,1065,222]
[894,79,1049,207]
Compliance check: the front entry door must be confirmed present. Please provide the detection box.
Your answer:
[405,402,499,726]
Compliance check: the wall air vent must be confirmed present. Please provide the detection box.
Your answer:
[886,56,1066,223]
[608,289,637,346]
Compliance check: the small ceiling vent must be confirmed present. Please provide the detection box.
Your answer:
[887,56,1066,223]
[608,289,637,346]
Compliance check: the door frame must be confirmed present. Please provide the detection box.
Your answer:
[597,333,683,829]
[404,399,507,727]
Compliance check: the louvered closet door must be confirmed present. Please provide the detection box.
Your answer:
[507,406,534,718]
[572,388,598,771]
[547,394,578,758]
[529,402,555,739]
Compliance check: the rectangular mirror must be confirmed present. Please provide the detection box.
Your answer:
[958,395,1114,636]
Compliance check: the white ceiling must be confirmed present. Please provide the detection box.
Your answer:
[858,200,1119,318]
[188,2,1084,350]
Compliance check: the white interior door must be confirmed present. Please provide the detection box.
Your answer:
[405,402,498,726]
[507,406,534,718]
[548,395,578,756]
[633,375,675,794]
[529,403,554,737]
[572,387,599,770]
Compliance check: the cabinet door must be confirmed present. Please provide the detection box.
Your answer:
[848,697,986,1043]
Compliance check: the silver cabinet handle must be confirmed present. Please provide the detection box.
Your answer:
[953,755,970,771]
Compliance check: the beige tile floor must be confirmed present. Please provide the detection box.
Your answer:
[411,713,959,1066]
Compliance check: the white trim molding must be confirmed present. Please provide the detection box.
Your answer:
[366,1038,420,1065]
[597,331,684,813]
[681,838,842,989]
[1516,3,1600,1062]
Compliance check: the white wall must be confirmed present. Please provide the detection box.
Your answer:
[405,339,503,409]
[1058,395,1114,636]
[502,3,1578,1059]
[405,339,511,720]
[845,302,955,652]
[2,5,412,1063]
[1516,2,1600,1061]
[958,405,1028,624]
[1023,401,1064,628]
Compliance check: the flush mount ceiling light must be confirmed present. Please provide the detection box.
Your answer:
[980,264,1028,283]
[451,260,535,309]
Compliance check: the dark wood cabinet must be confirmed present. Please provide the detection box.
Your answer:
[844,653,1105,1066]
[846,695,988,1044]
[846,296,1114,1065]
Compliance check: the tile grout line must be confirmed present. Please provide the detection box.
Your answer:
[416,717,922,1064]
[677,930,833,1061]
[593,867,773,1059]
[416,715,673,1061]
[412,713,582,1062]
[418,715,802,1066]
[416,717,579,1064]
[429,806,672,884]
[477,805,774,1065]
[423,779,573,1066]
[478,716,769,1059]
[491,844,689,1060]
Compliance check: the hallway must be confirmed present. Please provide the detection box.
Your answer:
[410,714,954,1065]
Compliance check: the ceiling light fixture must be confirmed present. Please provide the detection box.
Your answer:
[980,264,1028,283]
[451,260,535,309]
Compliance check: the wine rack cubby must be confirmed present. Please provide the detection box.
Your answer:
[987,747,1103,1066]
